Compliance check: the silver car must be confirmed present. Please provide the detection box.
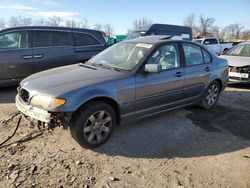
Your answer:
[221,42,250,83]
[16,36,228,148]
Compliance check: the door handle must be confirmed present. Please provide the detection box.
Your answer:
[33,54,44,59]
[22,55,33,59]
[175,72,183,77]
[205,67,210,72]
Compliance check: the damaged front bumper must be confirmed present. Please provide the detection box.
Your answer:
[229,73,250,83]
[16,95,72,128]
[15,95,51,123]
[229,66,250,83]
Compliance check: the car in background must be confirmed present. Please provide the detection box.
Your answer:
[220,42,250,83]
[126,24,192,41]
[106,35,127,45]
[16,35,228,148]
[193,37,234,55]
[0,26,108,86]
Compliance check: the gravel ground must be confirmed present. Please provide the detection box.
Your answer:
[0,84,250,188]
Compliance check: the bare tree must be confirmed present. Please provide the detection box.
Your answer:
[47,16,63,26]
[77,18,88,28]
[211,26,220,38]
[132,18,152,30]
[9,17,20,27]
[94,23,103,31]
[198,15,215,37]
[184,14,217,38]
[9,16,33,27]
[183,14,198,36]
[222,24,244,39]
[34,18,47,26]
[104,24,114,37]
[22,17,32,26]
[66,20,77,28]
[242,29,250,40]
[0,19,5,29]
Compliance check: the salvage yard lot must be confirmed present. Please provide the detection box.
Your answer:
[0,84,250,188]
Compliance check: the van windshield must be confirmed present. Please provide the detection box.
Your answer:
[89,42,153,70]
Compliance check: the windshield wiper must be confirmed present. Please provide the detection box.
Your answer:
[92,63,120,72]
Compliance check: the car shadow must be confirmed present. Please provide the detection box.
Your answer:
[95,88,250,159]
[228,82,250,89]
[0,86,17,103]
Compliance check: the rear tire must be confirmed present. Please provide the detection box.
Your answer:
[70,102,116,148]
[200,81,221,109]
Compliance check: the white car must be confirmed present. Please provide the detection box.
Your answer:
[220,42,250,83]
[194,37,233,55]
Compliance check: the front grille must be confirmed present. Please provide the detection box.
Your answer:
[20,89,30,103]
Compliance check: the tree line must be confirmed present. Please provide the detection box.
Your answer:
[0,16,114,37]
[0,15,249,40]
[130,16,250,41]
[183,14,250,41]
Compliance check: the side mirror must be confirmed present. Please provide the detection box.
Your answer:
[144,64,162,73]
[204,41,210,45]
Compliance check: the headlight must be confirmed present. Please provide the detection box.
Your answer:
[30,95,66,110]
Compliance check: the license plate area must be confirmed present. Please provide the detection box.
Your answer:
[229,72,249,79]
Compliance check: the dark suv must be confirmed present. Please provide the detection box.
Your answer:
[0,26,108,86]
[16,36,228,148]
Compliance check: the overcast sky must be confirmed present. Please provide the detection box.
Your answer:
[0,0,249,34]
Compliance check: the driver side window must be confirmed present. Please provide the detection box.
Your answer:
[147,43,180,70]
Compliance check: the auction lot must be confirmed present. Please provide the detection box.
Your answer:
[0,84,250,188]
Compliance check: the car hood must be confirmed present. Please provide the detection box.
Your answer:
[20,64,127,96]
[220,55,250,67]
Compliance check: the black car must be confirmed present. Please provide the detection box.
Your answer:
[0,26,108,86]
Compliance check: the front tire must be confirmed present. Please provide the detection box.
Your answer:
[200,81,220,109]
[70,102,116,148]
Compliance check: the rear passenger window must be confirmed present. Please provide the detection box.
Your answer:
[183,43,204,66]
[202,49,211,63]
[0,31,29,49]
[33,31,71,47]
[74,33,101,46]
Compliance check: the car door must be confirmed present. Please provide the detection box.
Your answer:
[73,32,107,62]
[135,42,185,114]
[203,38,220,55]
[0,30,34,81]
[32,29,75,72]
[182,42,212,99]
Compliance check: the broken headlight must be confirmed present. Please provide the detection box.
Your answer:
[30,95,66,110]
[242,66,250,73]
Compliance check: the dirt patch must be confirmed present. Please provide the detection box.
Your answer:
[0,85,250,187]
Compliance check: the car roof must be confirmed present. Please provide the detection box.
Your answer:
[122,35,200,47]
[0,26,102,34]
[122,35,173,44]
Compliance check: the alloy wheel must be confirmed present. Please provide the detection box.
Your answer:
[206,84,219,106]
[83,111,112,144]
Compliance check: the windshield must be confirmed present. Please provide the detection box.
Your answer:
[225,44,250,57]
[89,42,153,71]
